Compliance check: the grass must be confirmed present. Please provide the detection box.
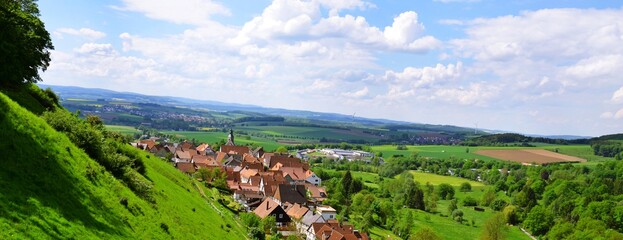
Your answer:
[371,144,612,165]
[236,125,384,142]
[161,130,283,151]
[409,171,484,188]
[0,92,246,239]
[105,125,141,135]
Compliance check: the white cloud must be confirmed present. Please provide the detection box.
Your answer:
[434,83,500,106]
[114,0,230,26]
[616,108,623,119]
[612,86,623,103]
[343,86,369,98]
[75,43,116,56]
[55,28,106,40]
[600,112,614,119]
[383,62,463,88]
[233,1,439,53]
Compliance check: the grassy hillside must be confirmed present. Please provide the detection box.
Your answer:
[0,92,245,239]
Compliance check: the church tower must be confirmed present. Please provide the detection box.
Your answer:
[225,129,235,146]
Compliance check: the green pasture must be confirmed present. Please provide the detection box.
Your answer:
[161,130,282,151]
[236,125,384,141]
[105,125,141,135]
[371,144,611,165]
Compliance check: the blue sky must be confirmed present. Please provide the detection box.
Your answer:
[37,0,623,136]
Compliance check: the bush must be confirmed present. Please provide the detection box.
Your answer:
[438,183,455,200]
[460,182,472,192]
[491,199,508,211]
[463,196,478,206]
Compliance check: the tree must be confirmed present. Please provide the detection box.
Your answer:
[0,0,54,87]
[438,183,455,200]
[262,215,277,234]
[412,227,441,240]
[452,209,464,223]
[447,199,458,216]
[275,146,288,153]
[523,205,553,236]
[460,182,472,192]
[480,213,506,240]
[341,170,353,199]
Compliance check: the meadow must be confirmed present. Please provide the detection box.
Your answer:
[371,144,609,165]
[235,125,385,142]
[160,130,283,151]
[105,125,142,135]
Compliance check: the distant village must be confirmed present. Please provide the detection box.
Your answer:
[133,130,369,240]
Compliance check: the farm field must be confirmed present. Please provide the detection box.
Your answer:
[160,130,283,151]
[105,125,141,135]
[409,171,484,188]
[235,125,385,142]
[475,149,585,165]
[371,144,609,165]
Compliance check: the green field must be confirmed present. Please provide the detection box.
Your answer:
[105,125,141,135]
[236,125,385,142]
[161,130,283,151]
[410,171,484,188]
[371,144,611,165]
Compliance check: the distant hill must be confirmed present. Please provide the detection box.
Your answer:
[40,84,473,131]
[0,90,245,239]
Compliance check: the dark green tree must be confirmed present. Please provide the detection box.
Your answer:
[0,0,54,87]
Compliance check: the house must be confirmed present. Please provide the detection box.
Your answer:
[234,189,263,210]
[305,169,322,186]
[266,155,309,170]
[175,162,196,175]
[276,166,308,185]
[284,203,309,221]
[312,220,369,240]
[300,211,326,240]
[196,143,211,153]
[254,198,291,227]
[174,150,192,163]
[306,184,328,204]
[192,155,219,169]
[240,168,259,183]
[220,145,250,155]
[273,184,308,206]
[252,147,265,158]
[317,206,337,221]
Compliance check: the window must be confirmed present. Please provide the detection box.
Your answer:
[279,214,283,219]
[330,215,334,219]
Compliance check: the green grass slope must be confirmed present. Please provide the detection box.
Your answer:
[0,92,245,239]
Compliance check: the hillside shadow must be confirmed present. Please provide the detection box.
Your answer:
[0,97,125,236]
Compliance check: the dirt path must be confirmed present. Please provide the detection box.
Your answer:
[520,227,537,240]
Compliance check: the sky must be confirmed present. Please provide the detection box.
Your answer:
[37,0,623,136]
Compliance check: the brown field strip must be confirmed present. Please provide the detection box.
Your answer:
[475,149,586,165]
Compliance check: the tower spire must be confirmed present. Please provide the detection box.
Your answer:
[225,129,235,146]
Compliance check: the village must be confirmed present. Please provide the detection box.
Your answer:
[133,130,369,240]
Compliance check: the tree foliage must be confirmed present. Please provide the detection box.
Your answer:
[0,0,53,87]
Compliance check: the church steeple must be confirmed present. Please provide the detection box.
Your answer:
[225,129,235,146]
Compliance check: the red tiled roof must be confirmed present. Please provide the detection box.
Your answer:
[176,162,196,173]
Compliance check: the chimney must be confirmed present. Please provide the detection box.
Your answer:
[267,201,270,210]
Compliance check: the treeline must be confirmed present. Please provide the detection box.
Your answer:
[233,116,284,123]
[592,141,623,159]
[462,133,590,146]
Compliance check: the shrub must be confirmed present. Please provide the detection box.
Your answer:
[463,196,478,206]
